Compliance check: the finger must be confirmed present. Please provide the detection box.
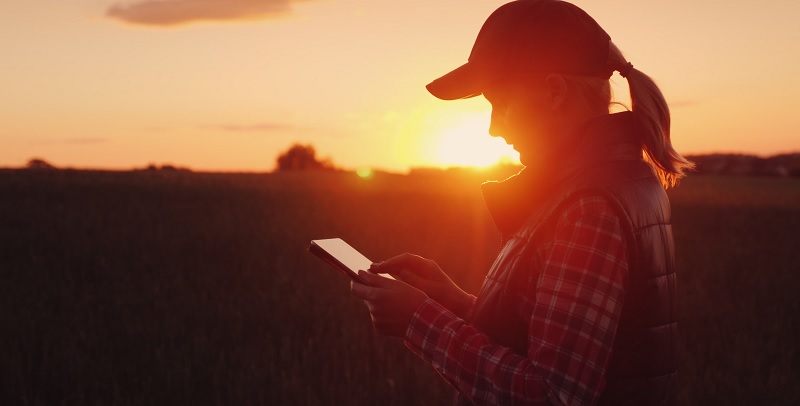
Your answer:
[372,253,430,276]
[392,269,427,289]
[358,270,399,289]
[350,280,378,300]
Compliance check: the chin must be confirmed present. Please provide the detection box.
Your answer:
[518,151,544,169]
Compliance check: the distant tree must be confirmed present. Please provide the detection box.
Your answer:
[143,163,191,172]
[26,158,56,169]
[275,143,335,171]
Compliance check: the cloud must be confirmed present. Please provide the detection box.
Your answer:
[204,123,294,133]
[64,137,109,145]
[106,0,297,26]
[27,137,110,146]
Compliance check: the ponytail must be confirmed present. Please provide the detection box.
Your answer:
[608,42,694,188]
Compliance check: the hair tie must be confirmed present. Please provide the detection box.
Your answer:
[618,62,634,78]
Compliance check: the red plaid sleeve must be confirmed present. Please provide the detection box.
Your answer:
[404,195,629,405]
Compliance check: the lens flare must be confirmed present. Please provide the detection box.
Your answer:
[435,111,519,168]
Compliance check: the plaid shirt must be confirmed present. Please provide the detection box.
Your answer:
[404,195,629,405]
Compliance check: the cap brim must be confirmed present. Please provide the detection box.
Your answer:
[426,62,485,100]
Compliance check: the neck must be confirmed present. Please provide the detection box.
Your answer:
[524,110,610,171]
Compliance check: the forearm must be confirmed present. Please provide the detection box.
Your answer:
[404,197,629,406]
[441,290,476,320]
[405,300,551,405]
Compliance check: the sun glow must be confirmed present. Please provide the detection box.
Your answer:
[434,111,520,168]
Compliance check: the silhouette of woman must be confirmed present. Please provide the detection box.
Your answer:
[351,1,692,404]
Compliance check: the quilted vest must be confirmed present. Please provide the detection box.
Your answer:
[470,115,677,405]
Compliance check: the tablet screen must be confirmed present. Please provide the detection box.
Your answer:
[309,238,394,282]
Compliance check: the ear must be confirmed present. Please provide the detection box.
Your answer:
[543,74,568,111]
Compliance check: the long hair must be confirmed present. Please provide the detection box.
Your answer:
[606,42,694,188]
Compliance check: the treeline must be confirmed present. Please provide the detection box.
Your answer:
[686,153,800,177]
[18,150,800,178]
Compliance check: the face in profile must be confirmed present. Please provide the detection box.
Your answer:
[482,77,556,167]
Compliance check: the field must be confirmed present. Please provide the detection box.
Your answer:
[0,168,798,405]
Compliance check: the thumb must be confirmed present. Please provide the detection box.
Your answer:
[377,253,434,277]
[394,269,427,289]
[358,270,395,288]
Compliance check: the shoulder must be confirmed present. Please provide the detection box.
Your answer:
[552,193,622,229]
[527,192,626,258]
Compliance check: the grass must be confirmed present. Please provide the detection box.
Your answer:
[0,169,797,405]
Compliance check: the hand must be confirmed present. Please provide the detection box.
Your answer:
[350,271,429,337]
[369,253,473,319]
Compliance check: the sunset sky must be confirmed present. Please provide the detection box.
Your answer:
[2,0,798,172]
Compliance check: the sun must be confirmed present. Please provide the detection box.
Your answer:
[434,111,519,168]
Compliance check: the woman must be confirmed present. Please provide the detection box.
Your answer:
[351,1,693,404]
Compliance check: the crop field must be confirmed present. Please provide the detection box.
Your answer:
[0,168,798,405]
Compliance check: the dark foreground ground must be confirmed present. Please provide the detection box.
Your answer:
[0,169,798,405]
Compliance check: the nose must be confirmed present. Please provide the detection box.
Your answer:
[488,106,506,138]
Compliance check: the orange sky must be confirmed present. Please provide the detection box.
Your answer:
[1,0,799,172]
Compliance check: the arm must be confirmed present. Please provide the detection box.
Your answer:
[369,253,477,320]
[404,196,629,405]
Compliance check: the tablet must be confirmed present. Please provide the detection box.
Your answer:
[308,238,394,283]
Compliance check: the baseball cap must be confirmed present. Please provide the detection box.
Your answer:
[427,0,612,100]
